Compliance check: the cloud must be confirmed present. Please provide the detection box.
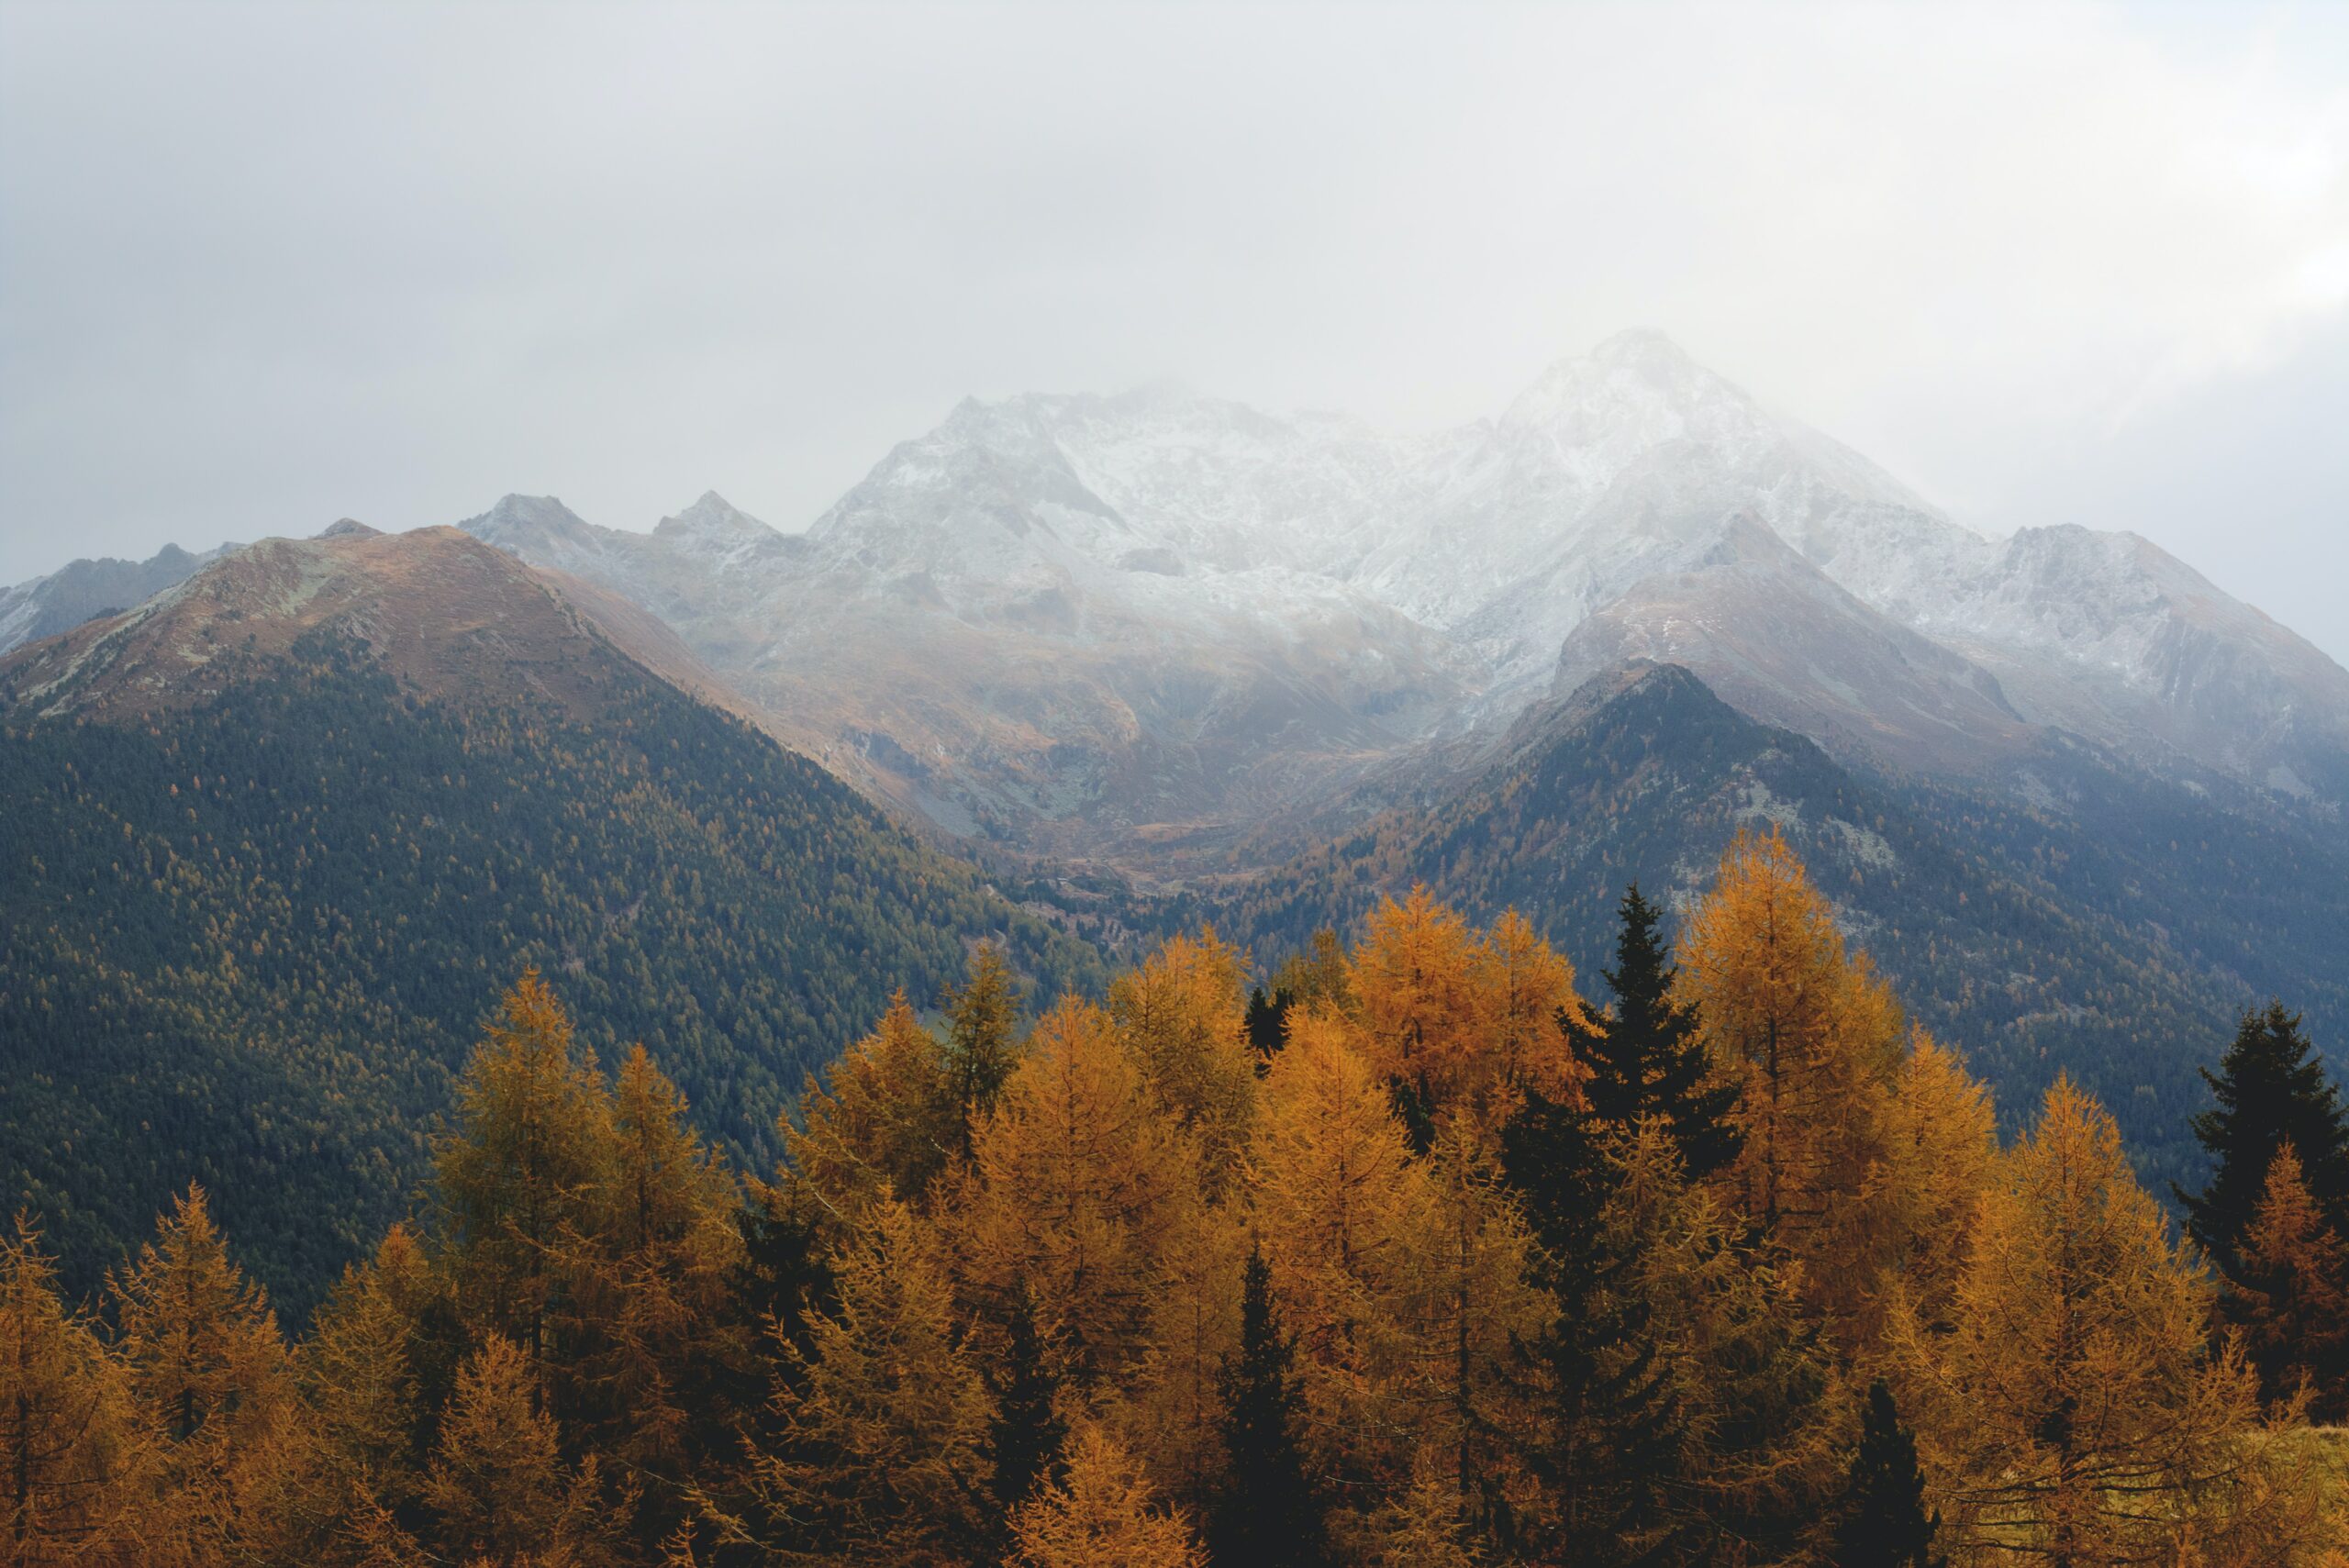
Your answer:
[0,0,2343,654]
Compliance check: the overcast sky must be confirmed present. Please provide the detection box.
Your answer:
[2,0,2344,660]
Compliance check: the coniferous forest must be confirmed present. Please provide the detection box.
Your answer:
[6,829,2344,1566]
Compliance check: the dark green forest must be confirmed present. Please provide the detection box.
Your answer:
[0,632,1104,1312]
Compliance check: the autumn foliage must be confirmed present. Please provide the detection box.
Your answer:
[5,832,2343,1565]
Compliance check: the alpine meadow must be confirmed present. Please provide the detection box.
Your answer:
[4,2,2349,1565]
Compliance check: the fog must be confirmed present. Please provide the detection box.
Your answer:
[2,0,2343,657]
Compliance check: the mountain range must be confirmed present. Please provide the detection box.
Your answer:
[6,329,2346,1284]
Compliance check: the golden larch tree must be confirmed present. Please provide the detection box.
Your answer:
[1009,1423,1206,1568]
[2230,1142,2349,1422]
[1676,828,1903,1323]
[0,1215,148,1565]
[1108,927,1258,1184]
[1888,1076,2318,1566]
[960,995,1203,1392]
[785,989,957,1214]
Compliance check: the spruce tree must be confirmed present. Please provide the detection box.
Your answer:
[2178,1000,2349,1277]
[1212,1247,1326,1568]
[1831,1380,1943,1568]
[1498,1088,1684,1565]
[1243,984,1292,1065]
[1581,884,1741,1181]
[990,1288,1068,1509]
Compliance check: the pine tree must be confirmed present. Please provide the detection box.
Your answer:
[989,1287,1068,1511]
[1582,884,1740,1181]
[1676,829,1904,1332]
[942,941,1028,1151]
[1245,1004,1431,1479]
[1498,1088,1683,1565]
[1831,1380,1942,1568]
[2178,1000,2349,1280]
[2229,1143,2349,1422]
[1210,1248,1326,1568]
[1243,984,1294,1064]
[300,1224,429,1512]
[559,1043,751,1518]
[1110,927,1258,1179]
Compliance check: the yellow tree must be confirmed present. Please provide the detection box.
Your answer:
[1109,928,1258,1183]
[434,971,615,1373]
[961,995,1202,1393]
[2230,1142,2349,1422]
[558,1044,751,1494]
[1889,1077,2318,1565]
[1246,1004,1432,1486]
[785,990,957,1213]
[1009,1424,1206,1568]
[1858,1029,1998,1347]
[1124,1195,1249,1517]
[1348,888,1492,1138]
[720,1199,992,1566]
[299,1223,431,1518]
[1470,907,1593,1129]
[0,1215,148,1564]
[1676,828,1902,1322]
[422,1332,616,1567]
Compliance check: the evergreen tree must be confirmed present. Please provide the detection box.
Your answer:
[1212,1246,1327,1568]
[1243,984,1293,1065]
[2178,1000,2349,1278]
[1581,884,1741,1181]
[989,1288,1068,1510]
[942,942,1028,1151]
[1831,1380,1942,1568]
[1499,1089,1682,1565]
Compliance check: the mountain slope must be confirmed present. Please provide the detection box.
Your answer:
[0,539,236,656]
[1212,662,2349,1184]
[0,526,1105,1310]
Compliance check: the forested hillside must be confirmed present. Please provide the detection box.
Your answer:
[5,835,2343,1566]
[1212,664,2349,1186]
[0,534,1104,1312]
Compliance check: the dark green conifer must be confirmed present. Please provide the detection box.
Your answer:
[1830,1380,1943,1568]
[1243,984,1293,1066]
[1578,884,1741,1181]
[987,1288,1066,1510]
[2177,1000,2349,1277]
[1499,1087,1685,1566]
[1213,1246,1327,1568]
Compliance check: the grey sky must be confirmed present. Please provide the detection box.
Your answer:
[3,0,2345,661]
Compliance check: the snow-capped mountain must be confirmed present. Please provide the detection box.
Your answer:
[19,330,2337,859]
[439,329,2349,859]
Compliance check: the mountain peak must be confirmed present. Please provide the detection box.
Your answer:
[317,517,380,539]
